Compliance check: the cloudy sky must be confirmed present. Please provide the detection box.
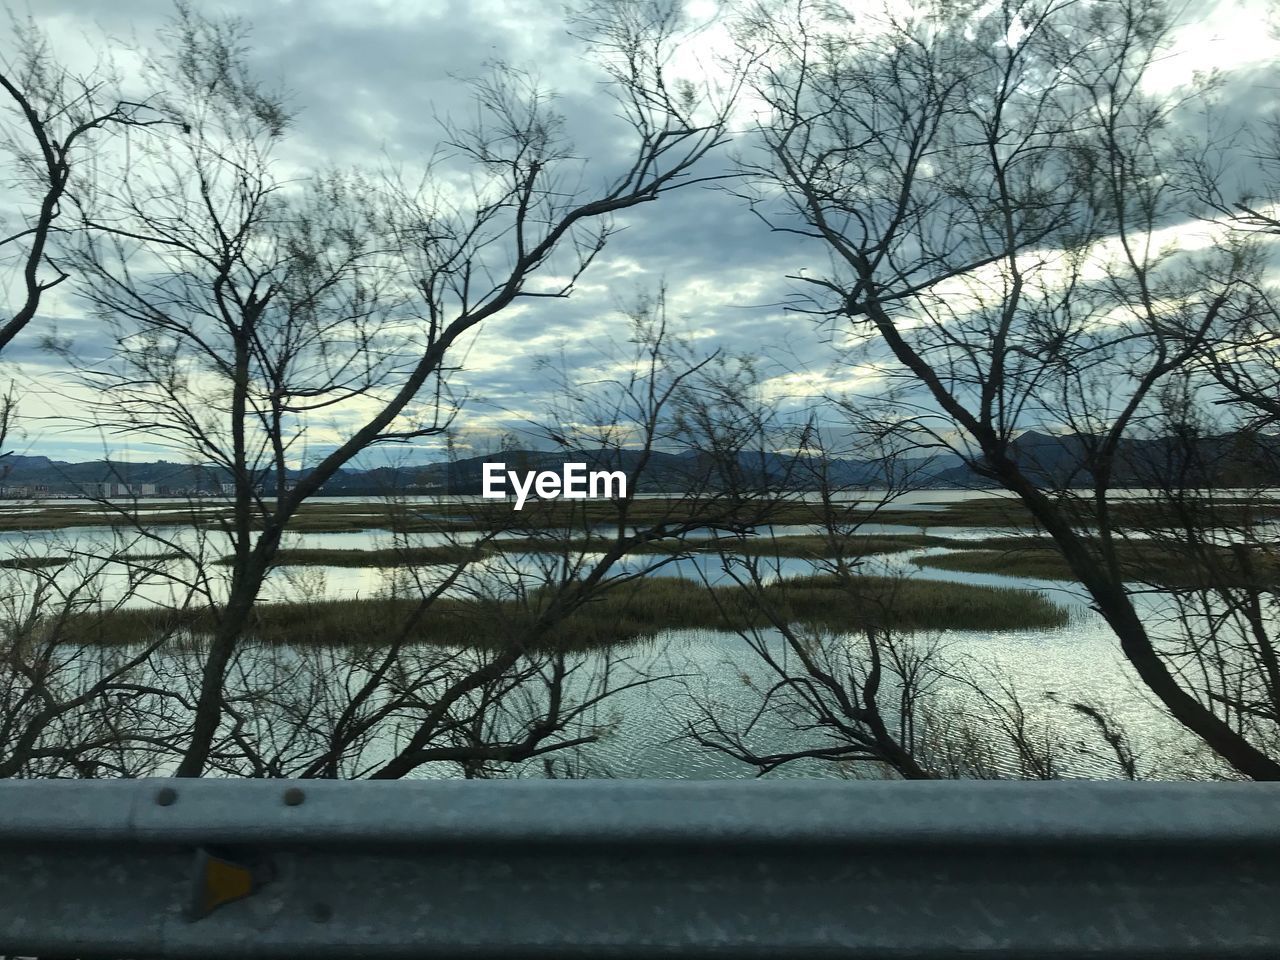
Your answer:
[3,0,1278,467]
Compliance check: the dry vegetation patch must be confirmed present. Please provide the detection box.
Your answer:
[49,573,1068,650]
[914,541,1279,587]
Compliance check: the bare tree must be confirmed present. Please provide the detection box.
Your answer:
[1,14,157,354]
[1182,116,1280,429]
[0,16,173,778]
[680,419,1117,781]
[0,541,199,778]
[1108,385,1280,766]
[54,2,741,777]
[146,290,772,780]
[724,0,1280,778]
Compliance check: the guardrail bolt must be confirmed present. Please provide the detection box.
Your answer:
[310,902,332,923]
[283,787,305,806]
[155,787,177,806]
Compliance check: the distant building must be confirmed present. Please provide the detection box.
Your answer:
[89,481,150,499]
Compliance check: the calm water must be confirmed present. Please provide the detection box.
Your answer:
[0,492,1246,780]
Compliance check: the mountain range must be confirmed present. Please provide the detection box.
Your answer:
[2,430,1276,497]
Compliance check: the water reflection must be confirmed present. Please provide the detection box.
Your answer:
[0,494,1244,780]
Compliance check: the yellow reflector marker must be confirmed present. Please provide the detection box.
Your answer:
[189,849,257,919]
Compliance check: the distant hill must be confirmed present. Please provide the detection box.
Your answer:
[2,430,1275,497]
[0,446,958,497]
[0,456,351,497]
[933,430,1280,489]
[326,447,965,496]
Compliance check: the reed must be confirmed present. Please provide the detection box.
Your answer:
[914,543,1278,587]
[48,573,1069,650]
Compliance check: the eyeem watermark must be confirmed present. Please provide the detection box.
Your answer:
[481,462,627,510]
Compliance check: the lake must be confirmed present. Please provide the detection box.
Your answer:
[0,490,1246,780]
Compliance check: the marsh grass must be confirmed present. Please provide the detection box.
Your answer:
[50,574,1068,650]
[0,555,72,570]
[217,545,490,568]
[0,506,226,532]
[487,532,944,559]
[721,533,945,556]
[771,574,1069,632]
[871,496,1280,529]
[6,494,1278,534]
[0,497,893,534]
[198,534,944,570]
[914,543,1279,587]
[0,550,190,571]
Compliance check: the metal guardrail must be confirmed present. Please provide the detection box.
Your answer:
[1,779,1278,958]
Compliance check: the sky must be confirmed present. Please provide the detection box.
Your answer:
[2,0,1278,468]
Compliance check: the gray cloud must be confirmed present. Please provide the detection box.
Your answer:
[4,0,1278,464]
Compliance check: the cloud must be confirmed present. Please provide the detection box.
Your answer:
[3,0,1278,465]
